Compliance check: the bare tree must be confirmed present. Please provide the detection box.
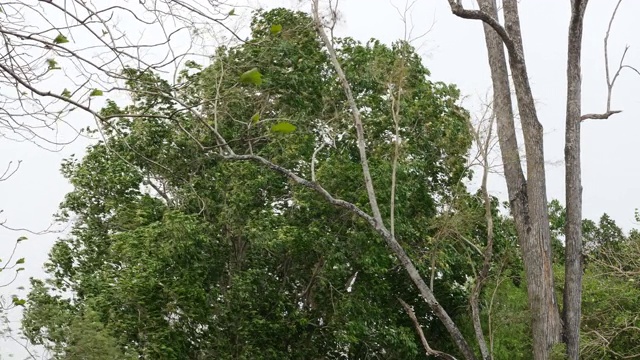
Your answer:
[445,0,636,358]
[0,0,244,147]
[467,98,498,360]
[563,2,589,358]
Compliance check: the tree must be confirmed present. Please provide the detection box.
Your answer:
[445,0,637,358]
[23,8,481,359]
[8,0,636,358]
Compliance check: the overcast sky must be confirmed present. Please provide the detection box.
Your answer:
[1,0,639,358]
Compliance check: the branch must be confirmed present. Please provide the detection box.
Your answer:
[582,0,632,122]
[0,160,21,181]
[312,0,384,226]
[222,153,381,233]
[580,110,622,121]
[446,0,521,63]
[311,142,326,183]
[398,298,458,360]
[468,100,496,360]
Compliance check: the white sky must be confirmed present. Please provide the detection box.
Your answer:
[1,0,639,358]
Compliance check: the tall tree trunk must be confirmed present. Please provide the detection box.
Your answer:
[476,0,562,358]
[501,2,563,356]
[564,1,589,359]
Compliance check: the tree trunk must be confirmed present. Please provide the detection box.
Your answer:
[564,1,589,359]
[477,0,562,358]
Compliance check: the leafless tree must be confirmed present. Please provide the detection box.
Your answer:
[467,98,498,360]
[445,0,637,358]
[0,0,245,147]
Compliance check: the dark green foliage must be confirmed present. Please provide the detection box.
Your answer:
[21,9,640,359]
[23,8,476,360]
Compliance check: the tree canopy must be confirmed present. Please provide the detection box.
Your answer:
[22,9,481,359]
[6,4,639,360]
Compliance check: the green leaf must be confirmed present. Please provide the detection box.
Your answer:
[239,68,262,86]
[90,89,103,97]
[15,258,25,265]
[47,58,60,70]
[250,113,260,124]
[271,122,296,134]
[12,298,26,306]
[270,24,283,35]
[17,236,27,242]
[16,267,24,272]
[228,8,235,16]
[61,89,71,98]
[53,33,69,44]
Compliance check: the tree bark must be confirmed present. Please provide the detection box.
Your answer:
[473,1,562,358]
[500,4,563,358]
[564,1,589,359]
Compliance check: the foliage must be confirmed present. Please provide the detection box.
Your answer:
[0,237,29,335]
[22,8,477,359]
[18,7,639,360]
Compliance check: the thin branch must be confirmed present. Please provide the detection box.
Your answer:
[312,0,384,226]
[580,110,622,121]
[582,0,628,122]
[0,160,21,181]
[398,298,458,360]
[222,153,381,232]
[468,102,497,360]
[311,142,326,183]
[390,80,402,239]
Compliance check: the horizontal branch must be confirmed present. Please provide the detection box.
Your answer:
[580,110,622,121]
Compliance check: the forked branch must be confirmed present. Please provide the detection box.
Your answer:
[446,0,521,64]
[582,0,638,121]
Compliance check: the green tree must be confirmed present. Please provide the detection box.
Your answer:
[23,9,478,359]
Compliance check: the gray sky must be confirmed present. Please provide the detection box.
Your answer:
[1,0,639,358]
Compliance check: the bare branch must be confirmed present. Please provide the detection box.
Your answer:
[445,0,521,64]
[468,98,497,360]
[580,110,622,121]
[581,0,635,122]
[398,298,458,360]
[222,153,381,232]
[312,0,384,226]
